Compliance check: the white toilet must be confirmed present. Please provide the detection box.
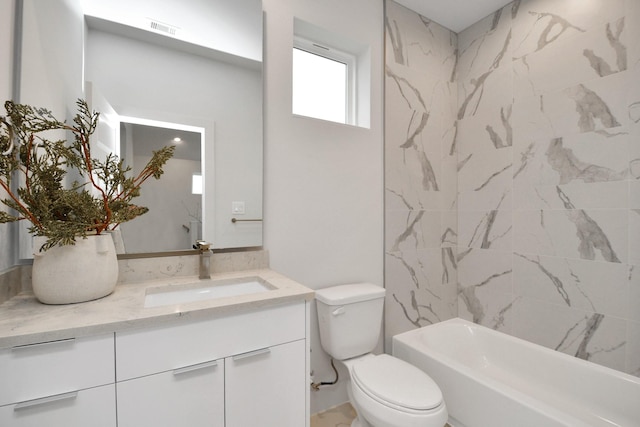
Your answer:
[315,283,448,427]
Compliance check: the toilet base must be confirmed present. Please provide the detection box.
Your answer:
[347,377,372,427]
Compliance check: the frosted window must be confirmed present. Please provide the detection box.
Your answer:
[191,173,202,195]
[292,48,347,124]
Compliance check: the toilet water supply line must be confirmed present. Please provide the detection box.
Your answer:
[311,358,339,391]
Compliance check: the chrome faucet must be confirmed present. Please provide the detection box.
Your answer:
[194,240,212,279]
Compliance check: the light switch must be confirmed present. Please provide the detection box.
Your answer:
[232,201,245,214]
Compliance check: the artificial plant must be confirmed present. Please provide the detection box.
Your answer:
[0,99,174,250]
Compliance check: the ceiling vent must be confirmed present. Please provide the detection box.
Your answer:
[147,19,179,37]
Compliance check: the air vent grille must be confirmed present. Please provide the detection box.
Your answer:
[148,19,178,36]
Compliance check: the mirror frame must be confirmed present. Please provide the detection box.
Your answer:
[117,115,206,256]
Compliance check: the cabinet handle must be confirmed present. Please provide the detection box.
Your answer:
[11,338,75,351]
[232,347,271,361]
[14,391,78,411]
[173,360,219,376]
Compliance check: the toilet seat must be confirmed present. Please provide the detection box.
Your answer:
[351,354,443,412]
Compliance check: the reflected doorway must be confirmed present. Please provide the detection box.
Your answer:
[118,119,204,254]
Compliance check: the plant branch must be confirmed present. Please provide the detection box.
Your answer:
[0,99,174,249]
[0,178,42,228]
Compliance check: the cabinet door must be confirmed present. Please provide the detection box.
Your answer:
[226,340,306,427]
[0,384,115,427]
[117,359,224,427]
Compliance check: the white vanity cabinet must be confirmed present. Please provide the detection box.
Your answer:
[115,301,308,427]
[225,339,306,426]
[0,334,116,427]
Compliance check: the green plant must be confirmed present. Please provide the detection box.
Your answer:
[0,99,174,250]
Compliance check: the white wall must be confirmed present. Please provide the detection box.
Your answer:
[0,0,15,272]
[0,0,13,110]
[19,0,84,110]
[262,0,384,413]
[16,0,85,259]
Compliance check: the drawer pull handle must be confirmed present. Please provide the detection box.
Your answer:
[14,391,78,410]
[232,347,271,361]
[173,360,219,376]
[11,338,75,351]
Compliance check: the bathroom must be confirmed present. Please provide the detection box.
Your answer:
[0,0,639,425]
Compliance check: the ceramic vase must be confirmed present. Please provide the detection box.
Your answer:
[32,234,118,304]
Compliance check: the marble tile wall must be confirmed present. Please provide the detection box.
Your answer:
[384,0,459,348]
[386,0,639,377]
[457,0,639,376]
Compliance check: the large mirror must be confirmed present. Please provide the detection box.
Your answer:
[16,0,263,258]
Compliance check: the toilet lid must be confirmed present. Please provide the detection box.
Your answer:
[351,354,442,411]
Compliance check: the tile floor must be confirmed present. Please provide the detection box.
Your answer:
[311,403,452,427]
[310,403,357,427]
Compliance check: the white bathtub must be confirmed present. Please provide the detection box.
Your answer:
[392,318,640,427]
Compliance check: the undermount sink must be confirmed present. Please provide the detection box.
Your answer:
[144,277,274,308]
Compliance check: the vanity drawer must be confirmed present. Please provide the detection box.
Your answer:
[0,384,116,427]
[116,301,305,381]
[0,334,115,407]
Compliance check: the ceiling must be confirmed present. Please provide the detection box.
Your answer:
[128,123,201,162]
[393,0,514,33]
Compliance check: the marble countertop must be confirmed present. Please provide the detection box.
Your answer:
[0,269,314,348]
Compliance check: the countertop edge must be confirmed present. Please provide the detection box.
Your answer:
[0,269,314,348]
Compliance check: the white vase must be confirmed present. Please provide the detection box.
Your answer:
[32,234,119,304]
[108,229,126,254]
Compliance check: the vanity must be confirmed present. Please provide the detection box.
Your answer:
[0,268,314,427]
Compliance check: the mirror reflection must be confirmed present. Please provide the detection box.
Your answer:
[118,121,202,253]
[17,0,263,258]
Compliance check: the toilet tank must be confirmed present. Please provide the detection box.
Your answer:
[315,283,385,360]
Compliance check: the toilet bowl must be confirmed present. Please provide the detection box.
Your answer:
[343,354,448,427]
[315,283,448,427]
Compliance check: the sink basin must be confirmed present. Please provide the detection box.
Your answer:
[144,277,273,308]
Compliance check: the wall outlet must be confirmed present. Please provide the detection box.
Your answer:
[232,201,245,214]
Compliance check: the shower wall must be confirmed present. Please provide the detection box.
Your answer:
[384,0,458,348]
[456,0,639,376]
[385,0,640,377]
